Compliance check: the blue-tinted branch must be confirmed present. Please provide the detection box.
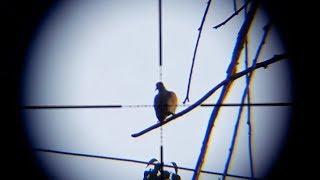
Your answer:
[183,0,212,104]
[213,0,251,29]
[131,53,288,138]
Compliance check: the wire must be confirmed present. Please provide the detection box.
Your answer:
[34,148,258,179]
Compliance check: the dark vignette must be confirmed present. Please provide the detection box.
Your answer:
[1,0,312,179]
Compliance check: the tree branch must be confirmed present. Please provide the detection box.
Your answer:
[192,1,259,179]
[131,53,288,138]
[221,22,271,180]
[183,0,212,104]
[244,3,255,176]
[233,0,238,12]
[245,38,255,180]
[213,0,251,29]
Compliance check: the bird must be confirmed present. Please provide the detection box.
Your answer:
[154,82,178,122]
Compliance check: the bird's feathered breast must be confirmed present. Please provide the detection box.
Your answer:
[154,90,177,121]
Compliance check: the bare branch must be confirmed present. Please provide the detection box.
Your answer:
[244,3,255,176]
[233,0,238,12]
[221,22,271,180]
[192,1,259,179]
[183,0,212,104]
[131,53,289,138]
[213,0,251,29]
[245,37,255,180]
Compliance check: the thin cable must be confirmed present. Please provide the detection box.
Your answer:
[34,148,256,179]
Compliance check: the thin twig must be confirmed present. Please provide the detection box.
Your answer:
[225,0,257,75]
[244,3,255,176]
[213,0,251,29]
[183,0,212,104]
[131,53,288,138]
[192,1,259,179]
[245,38,255,180]
[221,22,271,180]
[221,80,248,180]
[233,0,237,12]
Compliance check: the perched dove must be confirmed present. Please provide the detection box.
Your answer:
[154,82,178,122]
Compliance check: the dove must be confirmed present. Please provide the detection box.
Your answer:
[154,82,178,122]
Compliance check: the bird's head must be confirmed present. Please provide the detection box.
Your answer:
[155,82,165,91]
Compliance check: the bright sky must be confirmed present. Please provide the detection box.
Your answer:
[22,0,292,179]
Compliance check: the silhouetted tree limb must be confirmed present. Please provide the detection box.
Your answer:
[183,0,212,104]
[221,22,271,180]
[245,39,255,180]
[213,0,251,29]
[233,0,238,12]
[244,3,255,177]
[192,1,259,179]
[131,53,288,138]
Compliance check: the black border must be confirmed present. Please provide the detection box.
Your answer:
[1,0,312,179]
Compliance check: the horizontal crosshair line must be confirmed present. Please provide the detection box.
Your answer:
[34,148,258,179]
[21,103,292,109]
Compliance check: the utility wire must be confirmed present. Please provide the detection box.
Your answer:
[34,148,258,179]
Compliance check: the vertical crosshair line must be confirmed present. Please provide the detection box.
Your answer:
[159,0,163,82]
[158,0,164,179]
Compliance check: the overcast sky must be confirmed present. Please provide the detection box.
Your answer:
[22,0,292,179]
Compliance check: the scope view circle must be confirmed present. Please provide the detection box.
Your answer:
[21,0,293,179]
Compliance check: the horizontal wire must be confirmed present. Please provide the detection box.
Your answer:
[34,148,258,179]
[21,102,293,109]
